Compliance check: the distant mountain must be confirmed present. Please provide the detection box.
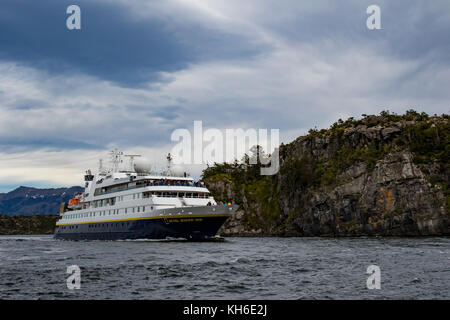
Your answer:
[0,186,83,216]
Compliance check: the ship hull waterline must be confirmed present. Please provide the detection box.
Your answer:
[54,205,236,241]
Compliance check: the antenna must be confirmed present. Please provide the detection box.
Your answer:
[124,154,141,172]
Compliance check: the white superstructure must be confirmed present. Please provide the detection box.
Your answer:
[57,150,219,226]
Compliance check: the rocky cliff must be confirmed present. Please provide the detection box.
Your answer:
[203,111,449,236]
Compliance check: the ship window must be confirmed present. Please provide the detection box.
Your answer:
[125,208,128,214]
[137,207,140,213]
[132,207,135,213]
[142,206,145,212]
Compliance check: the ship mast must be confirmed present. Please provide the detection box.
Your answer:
[166,153,173,175]
[124,154,141,172]
[109,149,123,173]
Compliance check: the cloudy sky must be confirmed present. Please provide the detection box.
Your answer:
[0,0,449,192]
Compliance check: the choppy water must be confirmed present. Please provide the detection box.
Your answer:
[0,235,449,299]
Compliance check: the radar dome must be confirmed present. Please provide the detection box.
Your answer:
[134,158,152,173]
[170,165,185,177]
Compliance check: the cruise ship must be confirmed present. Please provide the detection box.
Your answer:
[54,150,237,241]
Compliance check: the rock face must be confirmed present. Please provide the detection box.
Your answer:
[204,112,449,236]
[281,151,446,236]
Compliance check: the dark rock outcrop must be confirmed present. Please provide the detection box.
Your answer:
[0,214,59,234]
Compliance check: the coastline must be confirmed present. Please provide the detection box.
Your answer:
[1,213,448,237]
[0,215,58,235]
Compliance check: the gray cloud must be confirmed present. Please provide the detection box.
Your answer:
[0,0,449,189]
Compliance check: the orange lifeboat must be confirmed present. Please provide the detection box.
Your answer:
[68,198,80,206]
